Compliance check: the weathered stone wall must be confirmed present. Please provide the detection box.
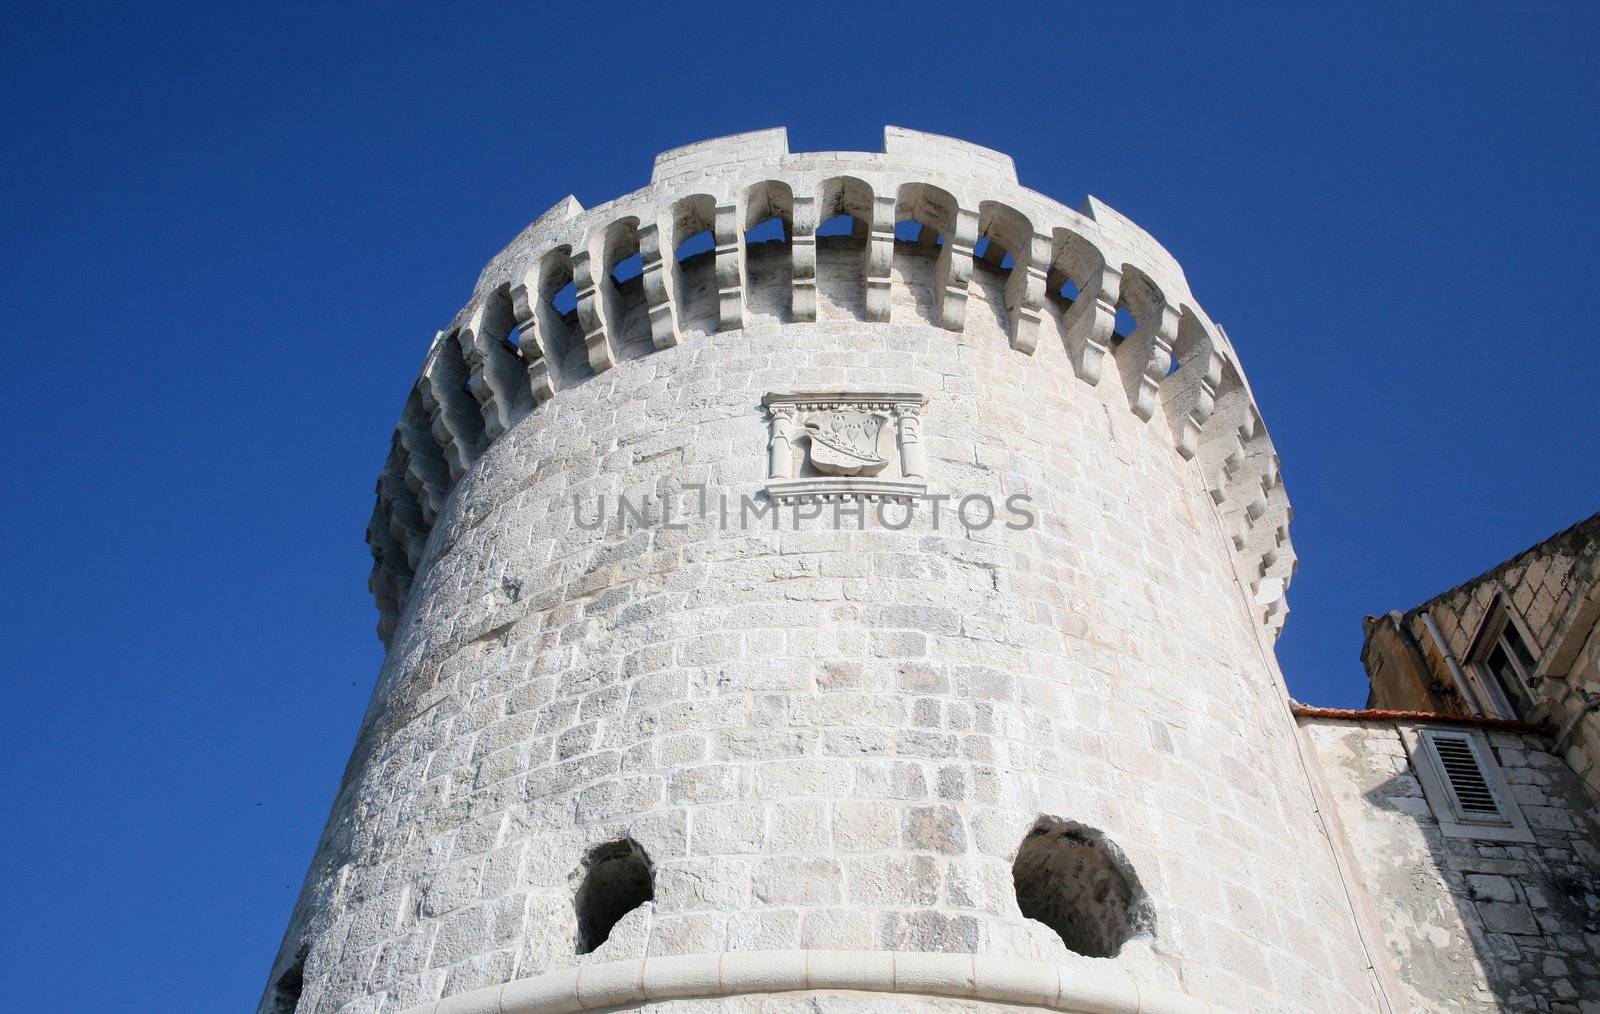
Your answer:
[1302,717,1600,1012]
[1360,613,1451,714]
[1570,620,1600,809]
[1408,517,1596,697]
[262,129,1381,1014]
[1362,515,1600,815]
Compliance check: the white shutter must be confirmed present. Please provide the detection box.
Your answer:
[1424,732,1504,822]
[1403,726,1535,843]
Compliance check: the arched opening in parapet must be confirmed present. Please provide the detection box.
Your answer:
[264,945,307,1014]
[536,247,591,388]
[974,201,1034,336]
[745,217,787,244]
[482,285,520,345]
[815,176,873,319]
[600,217,651,360]
[895,182,957,324]
[669,194,717,334]
[1044,228,1105,356]
[396,387,447,518]
[815,214,858,238]
[1115,265,1171,350]
[742,180,794,322]
[551,280,577,315]
[977,201,1030,281]
[429,328,487,454]
[1112,306,1137,342]
[575,838,654,955]
[675,229,714,260]
[460,286,533,432]
[972,236,1016,271]
[611,254,643,285]
[1166,308,1211,380]
[1013,817,1153,958]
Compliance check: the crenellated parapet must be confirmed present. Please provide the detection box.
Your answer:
[364,127,1295,645]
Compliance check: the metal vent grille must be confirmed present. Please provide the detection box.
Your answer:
[1430,734,1502,818]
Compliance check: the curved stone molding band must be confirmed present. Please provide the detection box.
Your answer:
[397,950,1229,1014]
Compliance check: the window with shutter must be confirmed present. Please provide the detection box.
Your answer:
[1402,726,1535,843]
[1427,733,1503,820]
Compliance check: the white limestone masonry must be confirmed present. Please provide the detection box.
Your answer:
[261,128,1378,1014]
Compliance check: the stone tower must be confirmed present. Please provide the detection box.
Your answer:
[261,128,1392,1014]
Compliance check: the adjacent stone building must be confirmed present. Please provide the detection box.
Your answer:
[1357,513,1600,816]
[259,128,1598,1013]
[1296,514,1600,1011]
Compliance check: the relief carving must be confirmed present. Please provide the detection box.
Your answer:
[805,410,890,476]
[761,392,929,503]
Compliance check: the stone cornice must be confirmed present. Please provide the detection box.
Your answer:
[761,391,927,410]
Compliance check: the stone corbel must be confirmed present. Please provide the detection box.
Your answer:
[1256,576,1290,636]
[714,203,743,331]
[1061,264,1119,385]
[1116,300,1176,422]
[865,194,897,322]
[419,341,481,481]
[365,500,413,597]
[637,218,677,349]
[1007,232,1052,355]
[1160,340,1221,460]
[456,324,521,442]
[571,247,616,374]
[790,196,817,322]
[364,521,408,622]
[1244,482,1292,565]
[1223,452,1280,552]
[395,416,448,523]
[1256,519,1298,593]
[377,471,428,570]
[1221,428,1276,514]
[508,280,555,404]
[934,208,978,333]
[367,563,400,643]
[1197,391,1256,503]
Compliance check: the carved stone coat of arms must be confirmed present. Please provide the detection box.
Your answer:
[761,392,928,503]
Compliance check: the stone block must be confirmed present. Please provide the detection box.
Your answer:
[1480,901,1539,935]
[752,857,843,906]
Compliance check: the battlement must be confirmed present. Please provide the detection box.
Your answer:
[366,127,1294,647]
[883,125,1017,183]
[651,127,791,183]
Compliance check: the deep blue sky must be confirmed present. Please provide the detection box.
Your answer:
[2,2,1596,1010]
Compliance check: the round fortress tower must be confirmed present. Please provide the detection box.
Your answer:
[262,127,1385,1014]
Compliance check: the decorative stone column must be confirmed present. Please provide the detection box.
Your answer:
[768,404,798,480]
[893,403,926,480]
